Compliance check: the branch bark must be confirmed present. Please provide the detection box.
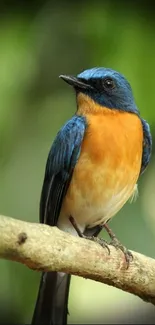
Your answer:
[0,214,155,305]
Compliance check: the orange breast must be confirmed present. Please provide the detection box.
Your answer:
[58,106,143,232]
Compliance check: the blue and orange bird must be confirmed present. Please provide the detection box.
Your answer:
[31,67,152,325]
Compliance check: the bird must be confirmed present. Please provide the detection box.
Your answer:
[31,67,152,325]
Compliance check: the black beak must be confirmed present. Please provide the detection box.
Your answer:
[59,74,93,90]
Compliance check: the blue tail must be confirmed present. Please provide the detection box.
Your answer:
[31,271,71,325]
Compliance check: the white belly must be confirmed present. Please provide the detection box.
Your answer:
[58,171,138,236]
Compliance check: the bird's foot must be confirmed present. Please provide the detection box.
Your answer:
[110,237,133,268]
[103,223,133,268]
[69,216,110,254]
[84,235,110,254]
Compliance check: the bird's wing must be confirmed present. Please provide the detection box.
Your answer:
[140,118,152,175]
[40,115,87,226]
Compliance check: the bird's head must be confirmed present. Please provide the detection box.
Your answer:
[60,67,139,115]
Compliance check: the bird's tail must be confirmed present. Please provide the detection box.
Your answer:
[31,271,71,325]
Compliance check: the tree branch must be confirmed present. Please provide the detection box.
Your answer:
[0,214,155,305]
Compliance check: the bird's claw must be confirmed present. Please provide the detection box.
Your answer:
[69,216,110,254]
[103,223,133,269]
[109,237,133,268]
[84,235,110,255]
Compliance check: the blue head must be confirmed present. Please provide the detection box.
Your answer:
[60,67,139,114]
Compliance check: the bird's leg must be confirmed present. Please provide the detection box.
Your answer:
[91,224,103,237]
[69,216,110,254]
[103,223,133,268]
[69,216,84,238]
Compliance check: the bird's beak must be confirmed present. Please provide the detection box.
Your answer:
[59,74,93,90]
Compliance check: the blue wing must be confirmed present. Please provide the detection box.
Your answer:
[40,115,87,226]
[140,118,152,175]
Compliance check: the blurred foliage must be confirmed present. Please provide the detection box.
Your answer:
[0,1,155,324]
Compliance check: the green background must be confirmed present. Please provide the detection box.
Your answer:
[0,1,155,323]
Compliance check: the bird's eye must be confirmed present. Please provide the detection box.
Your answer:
[103,78,115,89]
